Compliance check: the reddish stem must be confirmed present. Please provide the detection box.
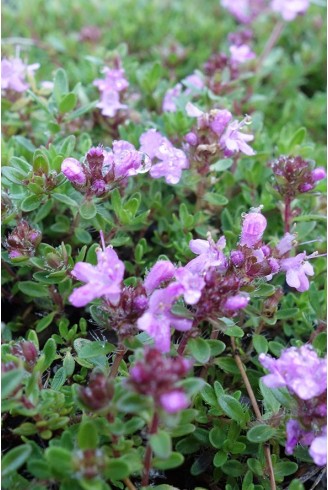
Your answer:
[141,412,159,486]
[284,196,291,234]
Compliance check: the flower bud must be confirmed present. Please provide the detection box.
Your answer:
[184,132,198,146]
[298,182,314,193]
[160,390,189,413]
[78,372,114,411]
[86,146,105,170]
[240,211,267,247]
[311,167,326,182]
[91,179,107,196]
[224,294,249,311]
[61,158,87,185]
[11,341,38,367]
[230,250,245,267]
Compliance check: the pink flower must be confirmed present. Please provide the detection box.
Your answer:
[61,157,87,185]
[1,57,39,93]
[280,252,314,292]
[309,428,327,466]
[187,234,227,274]
[174,267,205,305]
[311,167,326,182]
[224,294,250,311]
[139,129,165,159]
[229,44,256,65]
[271,0,310,21]
[276,233,296,256]
[69,246,125,307]
[96,91,127,117]
[220,118,255,156]
[144,260,176,295]
[160,390,189,413]
[162,83,182,112]
[240,210,267,248]
[137,283,192,352]
[94,66,129,117]
[221,0,266,24]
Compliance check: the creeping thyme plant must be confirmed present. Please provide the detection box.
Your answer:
[1,1,327,489]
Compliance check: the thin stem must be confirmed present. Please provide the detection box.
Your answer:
[142,412,159,487]
[123,478,137,490]
[177,331,191,355]
[257,20,284,71]
[284,196,291,234]
[109,345,126,379]
[231,337,276,490]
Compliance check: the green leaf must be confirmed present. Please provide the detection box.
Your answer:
[78,341,115,358]
[247,425,276,443]
[78,420,98,450]
[79,200,97,220]
[225,326,244,337]
[288,127,306,148]
[188,337,211,363]
[209,427,226,449]
[259,379,281,413]
[153,452,184,470]
[1,369,24,399]
[104,459,130,480]
[42,338,57,370]
[59,92,77,113]
[210,159,233,172]
[252,284,276,297]
[207,339,226,357]
[35,312,56,333]
[222,460,244,477]
[288,479,305,490]
[54,68,69,104]
[18,281,48,297]
[45,447,72,476]
[52,192,79,207]
[63,351,75,376]
[33,152,50,174]
[274,461,298,479]
[150,431,172,459]
[2,166,27,185]
[65,100,98,122]
[204,192,228,206]
[253,334,268,354]
[2,444,32,477]
[51,367,67,390]
[276,308,299,320]
[218,395,247,424]
[21,195,42,212]
[213,451,228,467]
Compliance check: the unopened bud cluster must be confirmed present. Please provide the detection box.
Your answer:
[5,220,42,260]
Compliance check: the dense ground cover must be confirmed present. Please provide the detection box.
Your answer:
[1,1,327,489]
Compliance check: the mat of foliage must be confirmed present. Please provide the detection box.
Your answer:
[1,1,327,490]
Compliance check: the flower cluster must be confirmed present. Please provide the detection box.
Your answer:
[221,0,310,23]
[139,129,189,184]
[93,64,129,117]
[78,371,114,412]
[270,155,326,197]
[128,348,192,413]
[61,142,151,196]
[260,345,327,466]
[1,57,39,93]
[5,220,42,260]
[185,103,255,164]
[162,72,204,113]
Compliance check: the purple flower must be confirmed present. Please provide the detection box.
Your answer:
[139,129,165,159]
[210,109,233,136]
[259,345,327,400]
[271,0,310,21]
[286,419,302,455]
[184,132,198,146]
[137,283,192,352]
[309,427,327,466]
[1,57,39,93]
[144,260,176,295]
[240,210,267,247]
[174,267,205,305]
[162,83,182,112]
[96,91,127,117]
[230,250,245,267]
[276,233,296,256]
[69,246,125,307]
[183,73,204,91]
[224,294,250,311]
[311,167,326,182]
[61,157,87,186]
[280,252,314,292]
[187,234,227,274]
[160,390,189,413]
[229,44,256,65]
[221,0,266,24]
[220,118,255,156]
[94,67,129,92]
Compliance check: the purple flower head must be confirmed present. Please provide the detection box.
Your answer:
[1,57,39,93]
[128,348,191,412]
[96,90,127,117]
[144,260,176,295]
[94,67,129,93]
[221,0,266,24]
[280,252,314,292]
[259,345,327,400]
[139,129,165,159]
[137,283,192,352]
[311,167,326,182]
[276,233,296,256]
[162,83,182,112]
[69,244,125,308]
[271,0,310,21]
[61,158,87,186]
[229,44,256,66]
[86,146,105,170]
[286,419,303,455]
[224,294,250,311]
[183,73,204,91]
[91,179,107,195]
[184,132,198,146]
[240,209,267,247]
[298,182,314,193]
[160,390,189,413]
[220,117,255,156]
[230,250,245,267]
[78,371,114,411]
[309,427,327,466]
[187,233,227,274]
[5,220,42,260]
[174,267,206,305]
[209,109,233,136]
